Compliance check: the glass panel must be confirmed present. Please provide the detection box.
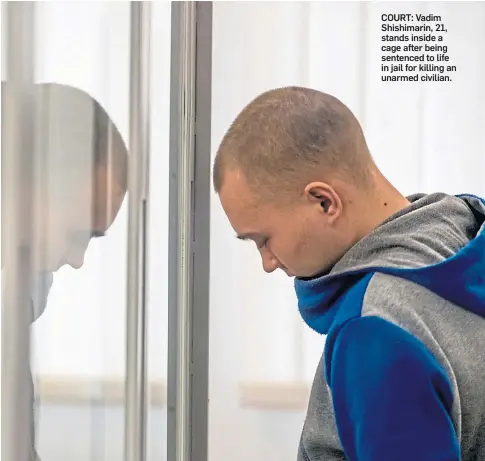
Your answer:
[31,2,130,460]
[2,4,38,461]
[30,3,131,458]
[1,2,166,460]
[1,0,171,459]
[209,2,485,461]
[146,2,171,460]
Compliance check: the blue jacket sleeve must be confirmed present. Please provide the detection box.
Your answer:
[327,315,461,461]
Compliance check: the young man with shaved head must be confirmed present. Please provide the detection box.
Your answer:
[213,87,485,461]
[2,81,128,460]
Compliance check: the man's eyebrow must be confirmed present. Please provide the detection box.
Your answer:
[91,230,106,238]
[236,232,261,241]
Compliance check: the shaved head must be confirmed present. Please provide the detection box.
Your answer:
[214,87,410,278]
[213,86,374,203]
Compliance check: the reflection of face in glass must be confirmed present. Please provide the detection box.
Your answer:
[23,81,128,273]
[36,165,126,272]
[2,82,128,320]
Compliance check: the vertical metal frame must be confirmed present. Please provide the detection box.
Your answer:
[124,2,152,461]
[191,3,212,459]
[2,3,37,461]
[168,2,212,461]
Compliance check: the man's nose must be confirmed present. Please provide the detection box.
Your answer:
[261,252,279,274]
[66,248,87,270]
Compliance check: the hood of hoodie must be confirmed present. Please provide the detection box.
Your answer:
[294,192,485,335]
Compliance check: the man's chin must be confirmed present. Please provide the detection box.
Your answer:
[296,267,332,281]
[279,266,295,277]
[53,261,66,272]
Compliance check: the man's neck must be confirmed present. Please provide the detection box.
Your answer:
[355,174,411,241]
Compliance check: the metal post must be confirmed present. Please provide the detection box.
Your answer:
[168,4,196,460]
[1,2,37,461]
[124,2,151,461]
[168,3,212,461]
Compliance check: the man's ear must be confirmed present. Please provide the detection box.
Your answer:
[304,181,343,220]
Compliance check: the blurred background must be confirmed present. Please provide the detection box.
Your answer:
[1,2,485,461]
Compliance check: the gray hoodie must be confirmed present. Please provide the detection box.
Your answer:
[294,192,485,461]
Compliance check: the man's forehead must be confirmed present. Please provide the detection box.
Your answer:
[220,169,259,207]
[220,176,275,242]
